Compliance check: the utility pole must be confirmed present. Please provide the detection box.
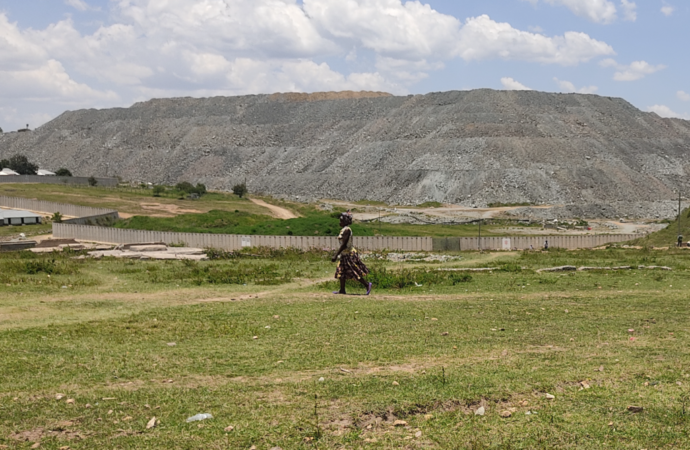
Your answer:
[478,219,482,252]
[679,191,682,239]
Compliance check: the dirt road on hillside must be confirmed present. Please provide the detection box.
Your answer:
[250,198,299,219]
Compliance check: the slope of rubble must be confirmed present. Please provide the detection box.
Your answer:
[1,89,689,218]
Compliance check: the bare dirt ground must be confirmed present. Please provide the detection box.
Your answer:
[250,198,299,219]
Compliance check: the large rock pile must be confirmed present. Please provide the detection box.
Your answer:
[1,89,689,218]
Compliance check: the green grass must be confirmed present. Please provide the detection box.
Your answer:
[0,183,270,217]
[629,207,690,248]
[115,209,511,237]
[1,248,690,448]
[0,222,52,239]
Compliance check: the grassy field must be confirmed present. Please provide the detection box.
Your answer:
[0,184,268,217]
[114,209,514,238]
[1,247,690,448]
[630,207,690,248]
[0,183,523,237]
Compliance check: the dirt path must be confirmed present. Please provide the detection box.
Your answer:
[250,198,299,219]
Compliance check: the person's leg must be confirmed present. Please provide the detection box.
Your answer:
[358,276,373,295]
[340,277,347,294]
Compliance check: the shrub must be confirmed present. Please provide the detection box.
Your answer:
[51,212,63,223]
[175,181,206,197]
[0,154,38,174]
[55,168,72,177]
[88,176,98,186]
[152,185,165,197]
[232,182,248,198]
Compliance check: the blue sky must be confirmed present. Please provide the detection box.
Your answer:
[0,0,688,131]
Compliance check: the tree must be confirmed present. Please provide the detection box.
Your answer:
[233,182,248,198]
[88,176,98,186]
[51,212,63,223]
[1,154,37,174]
[152,185,165,197]
[55,168,72,177]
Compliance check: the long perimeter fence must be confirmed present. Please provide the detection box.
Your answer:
[1,195,637,251]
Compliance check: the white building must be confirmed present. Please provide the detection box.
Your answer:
[0,168,19,176]
[37,169,56,176]
[0,209,43,226]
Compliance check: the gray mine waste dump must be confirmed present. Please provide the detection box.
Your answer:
[1,89,689,219]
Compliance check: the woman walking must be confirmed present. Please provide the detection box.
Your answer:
[332,211,373,295]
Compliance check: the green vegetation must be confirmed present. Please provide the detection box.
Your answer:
[487,201,533,208]
[87,176,98,186]
[630,207,690,248]
[175,181,207,197]
[233,182,248,198]
[416,201,443,208]
[1,248,690,448]
[114,208,510,237]
[0,183,269,217]
[55,168,72,177]
[0,153,38,174]
[51,211,63,223]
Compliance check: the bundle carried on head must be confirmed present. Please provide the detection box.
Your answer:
[340,210,353,226]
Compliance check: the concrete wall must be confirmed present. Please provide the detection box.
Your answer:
[433,234,635,251]
[0,175,118,187]
[0,196,119,220]
[53,224,434,251]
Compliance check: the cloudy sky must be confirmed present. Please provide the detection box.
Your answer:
[0,0,688,131]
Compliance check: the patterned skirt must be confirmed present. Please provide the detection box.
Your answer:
[335,250,370,280]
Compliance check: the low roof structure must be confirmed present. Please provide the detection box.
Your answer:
[0,168,19,175]
[0,209,43,225]
[37,169,55,176]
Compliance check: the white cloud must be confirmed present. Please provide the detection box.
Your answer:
[661,3,675,16]
[648,105,690,120]
[620,0,637,21]
[553,77,598,93]
[528,0,619,24]
[600,59,666,81]
[501,77,532,90]
[678,91,690,102]
[65,0,90,11]
[457,15,614,66]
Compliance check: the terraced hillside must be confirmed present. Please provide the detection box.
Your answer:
[1,89,689,218]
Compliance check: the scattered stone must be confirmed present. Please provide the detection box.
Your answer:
[545,394,555,400]
[580,381,591,390]
[441,332,449,336]
[224,425,235,432]
[318,377,325,382]
[146,417,157,429]
[627,406,644,413]
[474,406,485,416]
[167,342,176,346]
[415,431,422,438]
[392,381,399,386]
[65,399,75,404]
[500,411,512,418]
[55,394,65,400]
[393,420,407,427]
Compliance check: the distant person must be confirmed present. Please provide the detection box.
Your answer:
[678,235,683,248]
[544,239,549,250]
[529,244,534,251]
[332,211,372,295]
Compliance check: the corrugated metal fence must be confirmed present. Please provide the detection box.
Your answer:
[0,196,119,225]
[53,224,635,251]
[52,224,433,251]
[433,235,635,251]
